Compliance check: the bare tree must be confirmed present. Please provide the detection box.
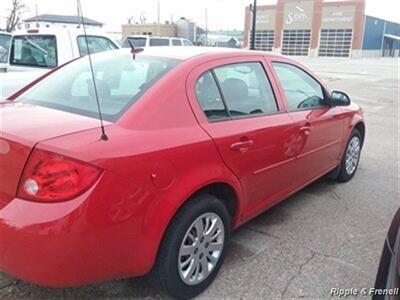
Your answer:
[5,0,27,32]
[127,16,135,24]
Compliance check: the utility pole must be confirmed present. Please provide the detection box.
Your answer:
[250,0,257,50]
[157,0,160,24]
[157,0,160,35]
[35,3,39,28]
[205,8,208,46]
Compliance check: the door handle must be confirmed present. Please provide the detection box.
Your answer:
[230,140,254,152]
[299,125,312,136]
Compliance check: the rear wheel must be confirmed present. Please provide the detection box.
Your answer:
[148,194,231,299]
[336,129,362,182]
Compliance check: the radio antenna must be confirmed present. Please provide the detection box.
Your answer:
[77,0,108,141]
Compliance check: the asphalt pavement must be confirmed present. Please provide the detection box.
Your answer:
[0,56,398,299]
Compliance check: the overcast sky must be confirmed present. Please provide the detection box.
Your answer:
[1,0,399,32]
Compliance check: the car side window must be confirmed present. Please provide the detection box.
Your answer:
[195,71,228,121]
[149,38,169,46]
[213,62,278,117]
[272,62,326,111]
[10,35,57,68]
[172,39,182,46]
[77,36,118,57]
[122,37,146,48]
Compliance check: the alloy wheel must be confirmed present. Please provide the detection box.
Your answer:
[345,136,361,175]
[178,212,225,286]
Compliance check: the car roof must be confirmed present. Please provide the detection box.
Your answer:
[126,35,170,39]
[136,46,283,61]
[11,29,120,48]
[126,36,192,42]
[12,28,114,36]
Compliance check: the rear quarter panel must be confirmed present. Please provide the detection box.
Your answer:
[37,62,244,273]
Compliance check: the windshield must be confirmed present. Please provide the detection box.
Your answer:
[10,34,57,68]
[122,37,146,48]
[0,33,11,64]
[18,52,180,121]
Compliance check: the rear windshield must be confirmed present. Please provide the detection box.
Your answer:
[0,33,11,64]
[10,35,57,68]
[19,52,180,121]
[149,38,169,46]
[122,37,146,48]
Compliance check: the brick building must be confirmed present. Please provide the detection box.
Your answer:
[244,0,399,57]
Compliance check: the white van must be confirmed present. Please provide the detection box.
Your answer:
[122,35,193,48]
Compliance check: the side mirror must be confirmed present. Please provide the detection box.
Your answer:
[330,91,351,106]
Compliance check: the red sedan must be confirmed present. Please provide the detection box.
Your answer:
[0,47,365,298]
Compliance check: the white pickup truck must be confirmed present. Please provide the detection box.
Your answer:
[0,28,119,100]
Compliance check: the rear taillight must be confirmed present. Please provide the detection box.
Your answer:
[17,149,102,202]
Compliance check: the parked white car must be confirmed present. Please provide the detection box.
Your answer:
[122,35,193,48]
[0,32,11,72]
[0,28,119,100]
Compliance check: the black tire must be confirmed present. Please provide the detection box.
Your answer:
[148,194,231,299]
[336,129,362,182]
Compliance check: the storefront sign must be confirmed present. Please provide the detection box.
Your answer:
[283,1,313,29]
[321,6,356,29]
[256,9,276,30]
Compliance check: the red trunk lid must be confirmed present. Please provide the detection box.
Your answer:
[0,102,105,208]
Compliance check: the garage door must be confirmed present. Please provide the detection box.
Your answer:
[318,29,352,57]
[281,29,311,56]
[252,30,275,51]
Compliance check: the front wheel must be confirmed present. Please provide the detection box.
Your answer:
[148,194,231,299]
[336,129,362,182]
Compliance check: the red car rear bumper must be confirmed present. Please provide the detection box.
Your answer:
[0,172,157,287]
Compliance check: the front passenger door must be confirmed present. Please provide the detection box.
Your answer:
[272,62,346,183]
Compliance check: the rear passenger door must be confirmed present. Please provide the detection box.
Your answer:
[187,57,299,217]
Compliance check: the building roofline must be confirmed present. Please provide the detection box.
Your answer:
[24,14,103,26]
[365,15,400,25]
